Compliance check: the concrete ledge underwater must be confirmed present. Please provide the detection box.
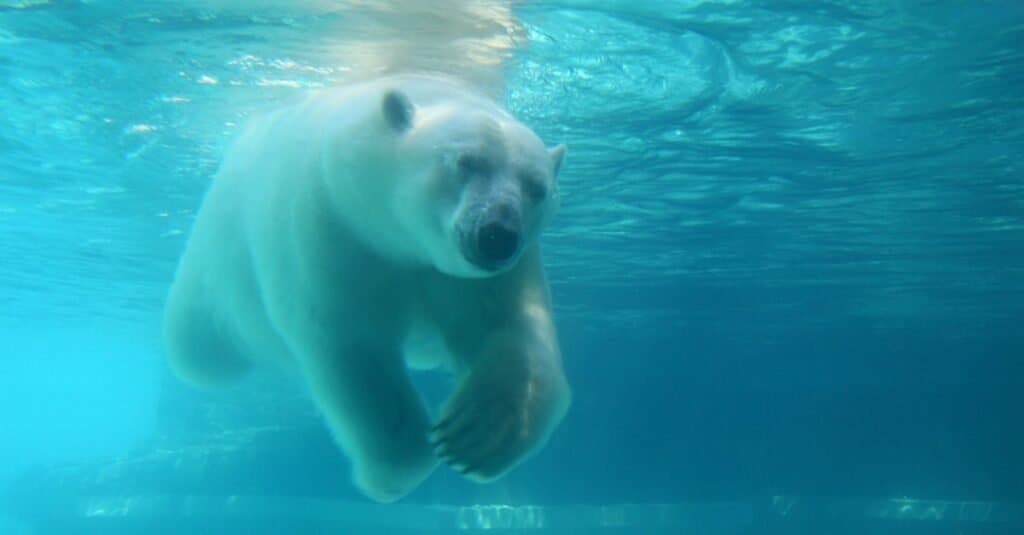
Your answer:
[9,495,1023,534]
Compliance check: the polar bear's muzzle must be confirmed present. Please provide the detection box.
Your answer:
[461,201,522,272]
[478,217,519,264]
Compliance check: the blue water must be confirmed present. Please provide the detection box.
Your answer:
[1,1,1022,533]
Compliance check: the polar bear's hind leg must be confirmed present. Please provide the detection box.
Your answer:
[163,284,252,388]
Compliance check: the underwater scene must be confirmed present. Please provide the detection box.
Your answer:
[1,1,1022,533]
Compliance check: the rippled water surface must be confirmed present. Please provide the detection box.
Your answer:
[3,2,1021,327]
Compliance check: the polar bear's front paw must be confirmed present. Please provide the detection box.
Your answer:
[429,359,569,482]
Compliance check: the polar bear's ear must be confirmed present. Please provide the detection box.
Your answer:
[548,144,567,177]
[382,90,414,133]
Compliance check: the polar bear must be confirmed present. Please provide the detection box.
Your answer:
[162,74,571,503]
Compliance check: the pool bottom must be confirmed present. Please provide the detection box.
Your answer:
[7,495,1021,534]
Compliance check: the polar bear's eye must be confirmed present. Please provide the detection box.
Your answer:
[521,174,548,201]
[457,154,492,176]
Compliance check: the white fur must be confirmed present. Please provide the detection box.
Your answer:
[163,74,570,503]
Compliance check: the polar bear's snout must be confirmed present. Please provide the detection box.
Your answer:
[478,208,520,264]
[460,200,522,272]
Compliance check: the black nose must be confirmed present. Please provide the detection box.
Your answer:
[477,220,520,265]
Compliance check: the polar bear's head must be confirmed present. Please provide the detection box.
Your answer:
[379,85,566,278]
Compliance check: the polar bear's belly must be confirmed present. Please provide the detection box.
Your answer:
[402,320,454,371]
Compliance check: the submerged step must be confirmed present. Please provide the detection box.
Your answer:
[9,495,1022,534]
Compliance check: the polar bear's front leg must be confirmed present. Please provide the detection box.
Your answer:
[431,285,571,482]
[298,343,438,503]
